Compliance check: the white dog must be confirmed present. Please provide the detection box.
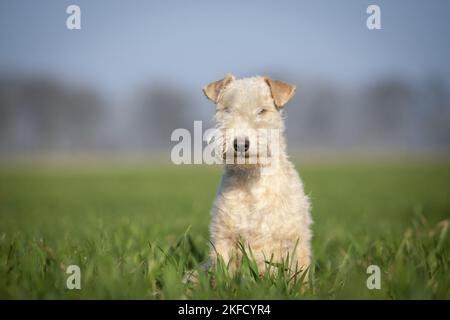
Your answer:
[203,74,312,277]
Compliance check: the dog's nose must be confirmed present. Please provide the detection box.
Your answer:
[233,137,250,152]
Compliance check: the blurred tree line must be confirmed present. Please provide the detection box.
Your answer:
[0,75,449,156]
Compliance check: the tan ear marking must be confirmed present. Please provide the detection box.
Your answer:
[202,74,235,103]
[264,76,296,108]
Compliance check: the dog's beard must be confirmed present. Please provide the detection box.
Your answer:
[221,146,273,166]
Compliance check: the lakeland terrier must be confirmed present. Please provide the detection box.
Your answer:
[202,74,312,277]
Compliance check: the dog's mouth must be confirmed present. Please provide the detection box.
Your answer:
[222,151,249,160]
[222,150,274,165]
[235,151,250,159]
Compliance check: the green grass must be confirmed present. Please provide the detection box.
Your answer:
[0,162,449,299]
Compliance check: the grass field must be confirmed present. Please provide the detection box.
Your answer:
[0,161,449,299]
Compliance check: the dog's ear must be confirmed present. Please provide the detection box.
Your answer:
[264,77,296,108]
[203,74,235,103]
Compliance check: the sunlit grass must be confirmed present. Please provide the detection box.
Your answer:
[0,162,448,299]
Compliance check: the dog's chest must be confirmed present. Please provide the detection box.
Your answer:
[217,174,298,238]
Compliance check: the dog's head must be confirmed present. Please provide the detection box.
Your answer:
[203,74,295,165]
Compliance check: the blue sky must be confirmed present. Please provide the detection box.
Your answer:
[1,0,449,97]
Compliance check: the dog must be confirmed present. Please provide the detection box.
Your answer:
[202,74,312,277]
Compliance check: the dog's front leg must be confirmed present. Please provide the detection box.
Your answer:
[209,238,239,273]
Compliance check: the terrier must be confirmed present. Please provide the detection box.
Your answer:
[203,74,312,277]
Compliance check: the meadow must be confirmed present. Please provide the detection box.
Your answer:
[0,161,448,299]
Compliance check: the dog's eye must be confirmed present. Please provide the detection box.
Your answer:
[257,108,268,115]
[222,107,231,113]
